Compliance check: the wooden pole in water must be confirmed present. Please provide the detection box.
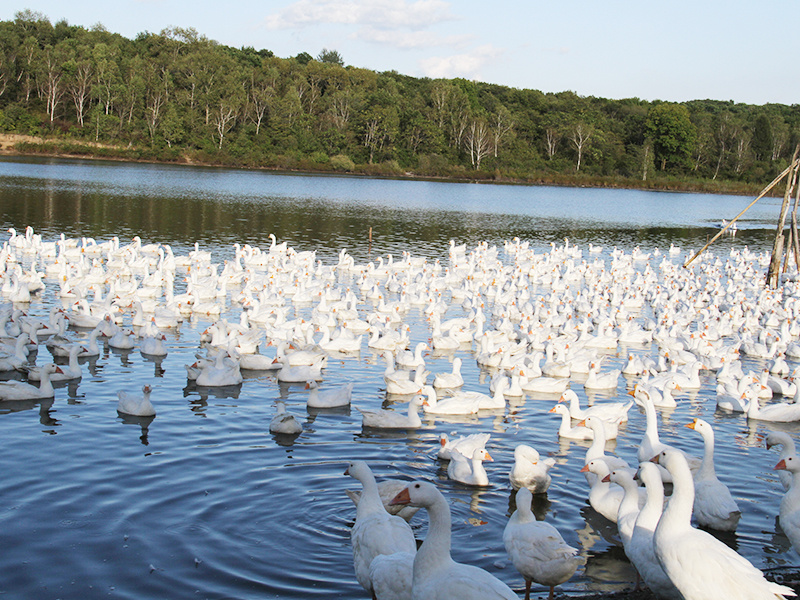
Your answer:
[767,146,800,287]
[791,176,800,271]
[683,159,799,268]
[368,226,372,257]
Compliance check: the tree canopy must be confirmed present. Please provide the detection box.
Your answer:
[0,12,798,189]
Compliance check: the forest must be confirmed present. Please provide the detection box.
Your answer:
[1,10,798,194]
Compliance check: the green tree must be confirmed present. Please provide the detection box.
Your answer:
[317,48,343,66]
[645,103,697,171]
[751,114,772,162]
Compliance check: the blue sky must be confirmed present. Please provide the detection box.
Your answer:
[4,0,798,105]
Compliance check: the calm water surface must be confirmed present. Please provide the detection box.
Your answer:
[0,156,797,600]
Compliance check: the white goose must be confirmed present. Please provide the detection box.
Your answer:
[447,447,492,486]
[746,395,800,422]
[635,389,700,481]
[626,462,682,600]
[433,357,464,390]
[774,455,800,556]
[503,487,584,600]
[396,341,428,369]
[0,363,61,400]
[509,444,555,494]
[767,432,797,491]
[653,450,795,600]
[197,350,243,387]
[436,432,490,461]
[345,461,416,597]
[275,355,325,383]
[583,360,620,391]
[579,459,643,523]
[117,384,156,416]
[305,380,353,408]
[559,389,631,423]
[419,385,480,415]
[389,481,518,600]
[685,418,741,531]
[385,365,427,395]
[548,404,593,440]
[269,401,302,435]
[357,395,423,429]
[345,478,420,523]
[25,344,83,381]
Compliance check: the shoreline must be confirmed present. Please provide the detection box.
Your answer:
[0,134,770,198]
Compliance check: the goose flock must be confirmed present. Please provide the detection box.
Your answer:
[4,225,800,599]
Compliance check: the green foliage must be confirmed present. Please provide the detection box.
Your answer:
[0,13,794,192]
[317,48,343,66]
[330,154,355,171]
[646,103,697,171]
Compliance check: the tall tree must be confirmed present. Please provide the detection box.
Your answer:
[645,103,696,171]
[570,122,592,172]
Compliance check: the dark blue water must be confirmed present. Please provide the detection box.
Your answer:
[0,156,796,599]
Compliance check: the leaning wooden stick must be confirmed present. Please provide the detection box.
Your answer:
[683,159,799,268]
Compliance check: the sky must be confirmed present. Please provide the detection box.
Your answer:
[3,0,798,106]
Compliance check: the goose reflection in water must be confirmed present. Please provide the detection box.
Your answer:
[119,413,155,445]
[506,486,553,522]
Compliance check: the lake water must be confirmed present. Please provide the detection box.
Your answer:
[0,156,797,600]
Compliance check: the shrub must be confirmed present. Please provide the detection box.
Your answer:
[330,154,355,172]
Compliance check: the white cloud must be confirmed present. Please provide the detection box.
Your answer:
[264,0,455,30]
[419,44,504,79]
[356,26,472,49]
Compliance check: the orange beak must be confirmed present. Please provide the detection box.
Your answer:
[775,459,787,471]
[389,487,411,506]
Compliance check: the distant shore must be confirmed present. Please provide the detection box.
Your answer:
[0,133,770,198]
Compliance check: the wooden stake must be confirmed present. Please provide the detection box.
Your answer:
[767,146,800,287]
[684,159,799,268]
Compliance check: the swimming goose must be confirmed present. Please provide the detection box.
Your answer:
[447,447,492,486]
[269,401,302,435]
[436,432,490,461]
[548,404,594,440]
[357,395,423,429]
[385,365,427,395]
[509,444,555,494]
[652,450,794,600]
[345,461,417,598]
[767,432,797,491]
[503,487,584,600]
[396,342,428,369]
[583,361,620,391]
[275,355,325,383]
[627,462,682,600]
[579,459,643,523]
[305,380,353,408]
[389,481,518,600]
[419,385,480,415]
[432,357,464,390]
[0,363,61,400]
[685,418,741,531]
[117,384,156,416]
[746,395,800,422]
[774,455,800,556]
[559,389,631,423]
[25,343,83,381]
[196,350,243,387]
[0,333,31,371]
